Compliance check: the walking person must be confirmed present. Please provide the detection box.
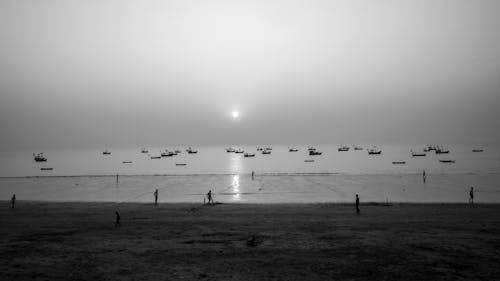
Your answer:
[11,194,15,209]
[423,170,426,184]
[115,211,121,227]
[469,186,474,206]
[207,190,214,205]
[154,189,158,206]
[355,194,360,214]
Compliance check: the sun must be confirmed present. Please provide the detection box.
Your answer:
[232,111,239,118]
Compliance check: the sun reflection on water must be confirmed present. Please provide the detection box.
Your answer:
[232,174,240,201]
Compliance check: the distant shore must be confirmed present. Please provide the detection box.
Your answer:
[1,202,499,280]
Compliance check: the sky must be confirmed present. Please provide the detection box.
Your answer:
[1,0,500,150]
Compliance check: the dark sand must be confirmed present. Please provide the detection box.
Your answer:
[1,202,500,280]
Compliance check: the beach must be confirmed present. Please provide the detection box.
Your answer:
[1,201,500,280]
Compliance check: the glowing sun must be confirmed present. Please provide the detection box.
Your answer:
[232,111,239,118]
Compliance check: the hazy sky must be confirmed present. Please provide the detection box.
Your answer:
[1,0,500,149]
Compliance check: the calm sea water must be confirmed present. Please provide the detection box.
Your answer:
[1,144,499,203]
[1,144,499,177]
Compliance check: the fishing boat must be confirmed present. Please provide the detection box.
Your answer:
[289,148,298,152]
[161,151,175,157]
[353,145,363,151]
[33,153,47,162]
[141,148,148,153]
[40,167,53,171]
[150,156,161,159]
[122,161,133,164]
[338,145,350,152]
[235,149,244,154]
[368,147,382,155]
[392,161,406,165]
[262,150,271,155]
[176,163,187,166]
[186,147,198,154]
[226,147,235,152]
[102,150,111,155]
[309,150,322,156]
[244,153,255,157]
[472,148,484,152]
[304,160,315,162]
[439,159,455,163]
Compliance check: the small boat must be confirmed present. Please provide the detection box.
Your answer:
[411,151,426,157]
[102,150,111,155]
[235,149,244,154]
[262,150,271,155]
[353,145,363,151]
[368,147,382,155]
[33,153,47,162]
[122,161,133,164]
[226,147,235,152]
[244,153,255,157]
[289,148,298,152]
[176,163,187,166]
[40,167,53,171]
[472,148,484,152]
[439,159,455,163]
[338,145,350,152]
[392,161,406,165]
[150,156,161,159]
[309,150,322,156]
[186,147,198,154]
[423,145,437,152]
[161,151,175,157]
[435,148,449,154]
[141,148,148,153]
[304,160,315,162]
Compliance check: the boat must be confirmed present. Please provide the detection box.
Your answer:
[411,151,426,157]
[289,148,298,152]
[235,149,244,154]
[435,147,449,154]
[102,150,111,155]
[367,147,382,155]
[353,145,363,151]
[262,150,271,155]
[304,160,315,162]
[33,153,47,162]
[338,145,350,152]
[423,145,437,152]
[439,159,455,163]
[122,161,133,164]
[40,167,53,171]
[150,156,161,159]
[472,148,484,152]
[186,147,198,154]
[161,151,175,157]
[176,163,187,166]
[226,147,235,153]
[392,161,406,165]
[244,153,255,157]
[309,150,322,156]
[141,148,148,153]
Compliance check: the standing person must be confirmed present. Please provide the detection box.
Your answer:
[207,190,214,205]
[423,170,426,184]
[469,186,474,206]
[115,211,121,227]
[11,194,16,209]
[251,171,255,181]
[154,189,158,206]
[355,194,360,214]
[116,174,119,184]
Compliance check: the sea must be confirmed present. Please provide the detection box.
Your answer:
[1,144,500,203]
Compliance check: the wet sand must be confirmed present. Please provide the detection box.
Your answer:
[1,202,500,280]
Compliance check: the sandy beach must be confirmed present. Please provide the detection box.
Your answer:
[1,201,499,280]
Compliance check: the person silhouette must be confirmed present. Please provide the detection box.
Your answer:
[207,190,214,205]
[115,211,121,227]
[251,171,255,181]
[154,189,158,206]
[355,194,360,214]
[11,194,15,209]
[469,186,474,206]
[423,170,426,184]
